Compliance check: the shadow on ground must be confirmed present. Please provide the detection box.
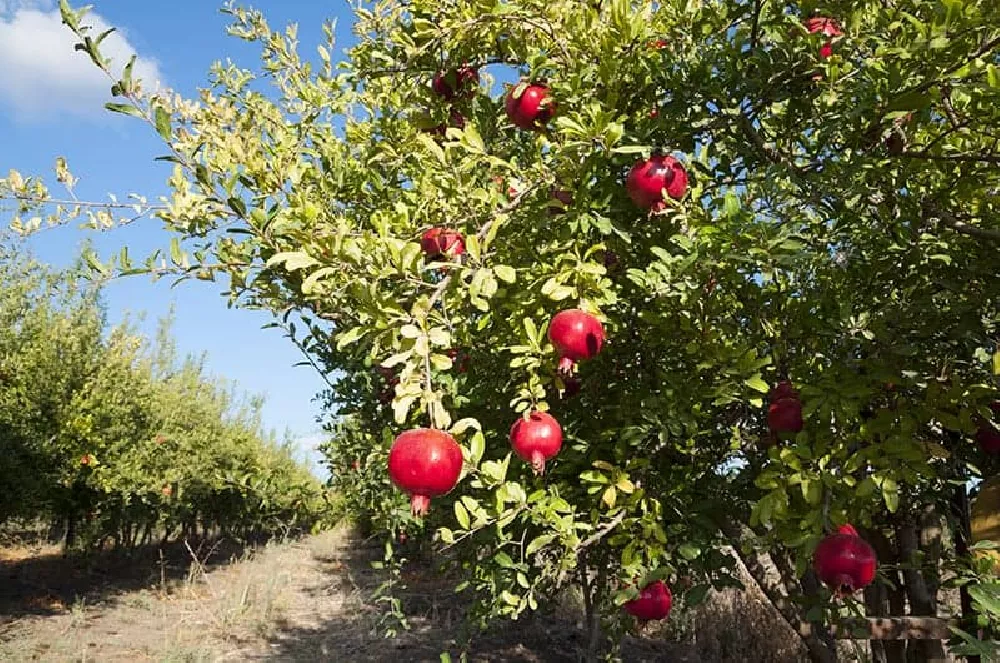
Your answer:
[257,534,690,663]
[0,536,254,622]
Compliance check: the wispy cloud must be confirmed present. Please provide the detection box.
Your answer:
[0,1,163,121]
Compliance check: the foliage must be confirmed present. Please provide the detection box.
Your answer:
[0,247,329,548]
[5,0,1000,658]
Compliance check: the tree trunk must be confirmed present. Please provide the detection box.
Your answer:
[952,483,980,663]
[863,527,906,663]
[719,518,837,663]
[897,517,947,663]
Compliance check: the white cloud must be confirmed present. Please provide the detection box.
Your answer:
[0,1,163,121]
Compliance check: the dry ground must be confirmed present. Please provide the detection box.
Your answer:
[0,526,809,662]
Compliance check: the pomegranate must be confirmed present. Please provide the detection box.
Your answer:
[561,375,582,397]
[976,401,1000,454]
[804,16,842,60]
[431,66,479,100]
[813,524,877,597]
[509,411,563,474]
[624,580,673,621]
[626,154,688,210]
[649,39,668,50]
[768,380,803,435]
[446,348,470,373]
[426,110,467,137]
[548,187,573,215]
[421,227,465,260]
[505,83,555,130]
[387,428,464,516]
[548,309,605,374]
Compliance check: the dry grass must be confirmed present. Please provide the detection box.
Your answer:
[0,526,831,662]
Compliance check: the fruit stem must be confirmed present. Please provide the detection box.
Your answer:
[410,494,431,517]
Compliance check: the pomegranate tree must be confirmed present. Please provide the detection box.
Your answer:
[623,580,673,621]
[625,154,688,210]
[813,524,877,597]
[509,411,563,474]
[387,428,464,516]
[767,380,803,436]
[548,309,605,374]
[505,82,555,130]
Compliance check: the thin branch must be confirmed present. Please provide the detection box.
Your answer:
[898,150,1000,164]
[923,199,1000,242]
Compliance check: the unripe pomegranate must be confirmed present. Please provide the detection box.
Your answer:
[813,524,877,597]
[768,380,803,435]
[548,309,605,374]
[509,411,563,474]
[804,16,842,60]
[977,401,1000,454]
[387,428,464,517]
[624,580,672,621]
[431,66,479,100]
[505,83,555,130]
[626,154,688,210]
[421,228,465,260]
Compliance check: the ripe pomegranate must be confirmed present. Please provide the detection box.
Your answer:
[626,154,688,210]
[387,428,464,517]
[431,66,479,100]
[977,401,1000,453]
[548,309,605,374]
[421,228,465,260]
[649,107,659,118]
[813,524,877,597]
[505,83,555,130]
[162,485,172,497]
[649,39,668,50]
[446,348,470,373]
[624,580,672,621]
[426,110,467,137]
[562,376,582,397]
[80,455,90,466]
[509,411,563,475]
[768,380,803,435]
[352,459,361,471]
[804,16,842,60]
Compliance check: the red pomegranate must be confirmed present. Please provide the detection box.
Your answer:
[626,154,688,210]
[548,309,605,374]
[561,376,582,397]
[431,66,479,100]
[649,39,668,50]
[976,401,1000,453]
[813,524,877,597]
[426,110,467,137]
[548,188,573,215]
[505,83,555,130]
[446,348,470,373]
[510,411,563,474]
[421,228,465,260]
[387,428,464,517]
[768,380,803,435]
[804,16,842,60]
[624,580,673,621]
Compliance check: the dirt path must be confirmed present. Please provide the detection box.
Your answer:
[0,527,768,662]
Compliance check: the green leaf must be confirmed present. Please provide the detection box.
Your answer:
[678,543,701,560]
[454,501,470,529]
[154,106,171,141]
[801,478,823,506]
[969,584,1000,618]
[494,265,516,283]
[745,375,769,393]
[882,477,899,513]
[266,251,319,271]
[104,102,143,119]
[685,584,711,607]
[335,327,365,351]
[526,534,555,556]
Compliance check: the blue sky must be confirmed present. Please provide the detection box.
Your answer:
[0,1,361,476]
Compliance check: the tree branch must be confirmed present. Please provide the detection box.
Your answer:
[923,199,1000,242]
